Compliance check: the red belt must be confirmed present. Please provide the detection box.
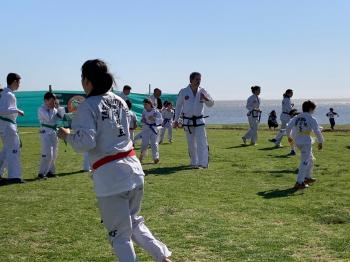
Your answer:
[92,149,136,170]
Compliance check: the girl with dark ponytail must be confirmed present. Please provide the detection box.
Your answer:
[270,88,296,155]
[58,59,172,262]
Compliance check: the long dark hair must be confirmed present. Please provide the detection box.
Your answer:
[283,89,293,98]
[81,59,115,97]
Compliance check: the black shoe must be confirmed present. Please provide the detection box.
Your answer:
[6,178,25,184]
[38,173,47,179]
[269,139,277,143]
[46,172,56,178]
[0,178,8,186]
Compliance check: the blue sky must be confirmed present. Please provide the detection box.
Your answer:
[0,0,349,100]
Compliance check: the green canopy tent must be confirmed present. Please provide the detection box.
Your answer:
[14,91,178,127]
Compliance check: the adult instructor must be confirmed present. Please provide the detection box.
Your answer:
[174,72,214,169]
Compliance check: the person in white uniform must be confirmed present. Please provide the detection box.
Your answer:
[139,99,163,164]
[0,73,24,185]
[133,88,162,143]
[57,59,172,262]
[118,85,132,102]
[242,86,261,146]
[126,100,138,142]
[271,89,296,155]
[37,92,65,179]
[149,88,162,109]
[286,100,324,190]
[326,108,339,130]
[159,101,175,144]
[174,72,214,169]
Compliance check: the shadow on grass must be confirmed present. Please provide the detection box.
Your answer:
[347,146,350,150]
[269,169,298,176]
[226,144,251,149]
[145,165,194,176]
[253,169,298,176]
[0,170,87,186]
[0,170,86,186]
[258,146,281,151]
[268,153,296,159]
[55,170,87,177]
[257,187,298,199]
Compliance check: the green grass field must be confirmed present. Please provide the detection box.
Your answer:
[1,125,350,261]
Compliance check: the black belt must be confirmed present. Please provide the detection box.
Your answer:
[162,118,171,127]
[182,115,208,134]
[146,123,161,135]
[249,110,262,122]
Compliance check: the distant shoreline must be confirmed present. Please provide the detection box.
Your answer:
[215,98,350,102]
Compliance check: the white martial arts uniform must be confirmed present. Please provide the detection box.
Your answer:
[140,108,163,160]
[118,92,130,102]
[243,94,261,144]
[128,110,137,142]
[134,95,159,143]
[38,105,65,175]
[159,108,174,143]
[175,85,214,168]
[286,112,324,184]
[149,95,158,109]
[65,92,171,262]
[0,87,22,179]
[326,111,339,129]
[83,152,90,171]
[274,96,294,145]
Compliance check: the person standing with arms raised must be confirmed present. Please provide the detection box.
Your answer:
[174,72,214,169]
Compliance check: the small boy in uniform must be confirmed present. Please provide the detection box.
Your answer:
[159,101,175,144]
[37,92,65,179]
[286,100,324,189]
[139,99,163,164]
[126,100,137,141]
[326,108,339,130]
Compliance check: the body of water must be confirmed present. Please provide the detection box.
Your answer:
[205,99,350,125]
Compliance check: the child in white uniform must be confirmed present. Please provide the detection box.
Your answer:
[139,99,163,164]
[159,101,175,144]
[38,92,65,179]
[0,73,24,185]
[326,108,339,130]
[242,86,261,145]
[286,100,324,190]
[126,100,137,142]
[271,89,295,155]
[57,59,171,262]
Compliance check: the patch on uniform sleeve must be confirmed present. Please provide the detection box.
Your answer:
[185,95,189,100]
[12,150,18,154]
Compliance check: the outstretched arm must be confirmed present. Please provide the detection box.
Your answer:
[59,102,97,153]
